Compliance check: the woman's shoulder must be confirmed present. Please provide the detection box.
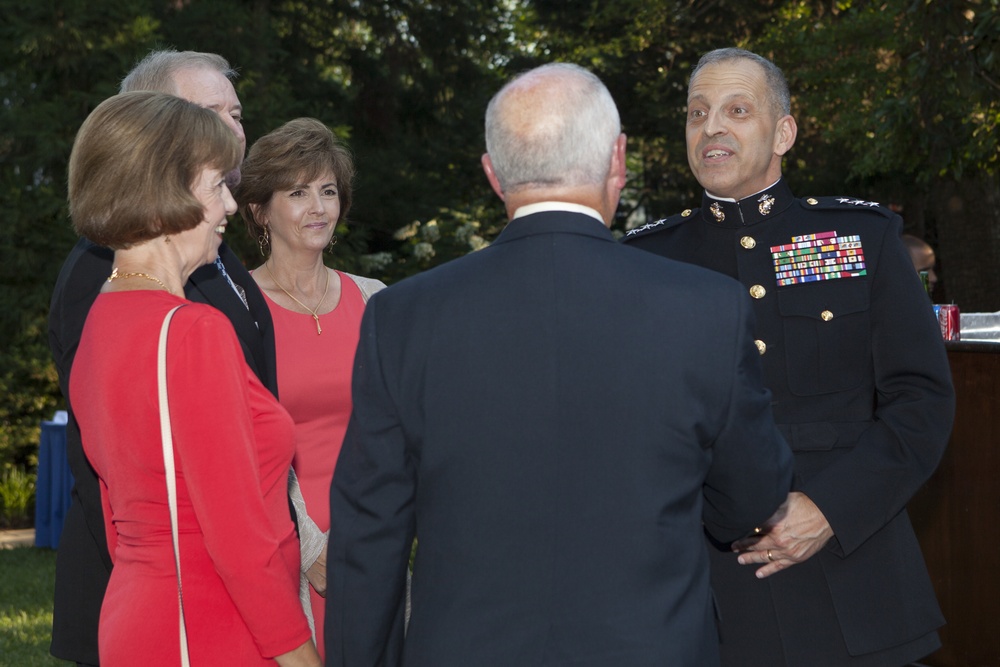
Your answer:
[171,299,230,321]
[84,292,234,353]
[340,272,387,303]
[168,300,239,342]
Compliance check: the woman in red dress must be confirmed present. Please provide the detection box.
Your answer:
[235,118,385,657]
[68,91,320,667]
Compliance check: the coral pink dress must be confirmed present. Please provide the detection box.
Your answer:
[71,291,311,666]
[263,272,367,658]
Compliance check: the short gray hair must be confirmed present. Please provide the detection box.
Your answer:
[692,48,791,117]
[484,63,621,194]
[120,49,237,94]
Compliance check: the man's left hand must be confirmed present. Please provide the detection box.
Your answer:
[733,492,834,578]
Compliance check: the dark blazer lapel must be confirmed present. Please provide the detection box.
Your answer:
[222,247,279,397]
[185,244,277,396]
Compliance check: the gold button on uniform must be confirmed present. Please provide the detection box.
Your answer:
[681,209,692,217]
[740,236,756,249]
[821,310,834,321]
[754,339,767,355]
[807,198,819,205]
[749,285,767,299]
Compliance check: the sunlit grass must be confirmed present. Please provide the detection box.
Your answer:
[0,547,63,666]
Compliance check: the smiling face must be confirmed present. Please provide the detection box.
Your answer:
[180,166,237,265]
[685,58,796,200]
[259,173,340,257]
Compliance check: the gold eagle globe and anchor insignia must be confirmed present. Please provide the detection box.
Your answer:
[758,193,776,216]
[709,202,725,222]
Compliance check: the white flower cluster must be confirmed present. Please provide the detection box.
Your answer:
[453,223,476,244]
[421,220,441,242]
[412,242,436,261]
[360,252,394,273]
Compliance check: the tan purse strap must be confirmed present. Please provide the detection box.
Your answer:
[158,305,190,667]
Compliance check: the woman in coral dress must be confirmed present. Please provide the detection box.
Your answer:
[68,92,319,667]
[236,118,385,658]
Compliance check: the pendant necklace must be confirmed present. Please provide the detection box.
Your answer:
[266,262,329,335]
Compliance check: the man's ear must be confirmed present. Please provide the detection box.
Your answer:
[610,133,627,190]
[774,115,797,157]
[481,154,505,201]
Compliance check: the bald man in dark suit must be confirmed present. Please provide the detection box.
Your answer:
[325,62,793,667]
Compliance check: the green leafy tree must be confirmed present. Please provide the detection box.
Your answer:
[2,0,998,471]
[0,0,525,466]
[0,0,158,466]
[756,0,999,307]
[529,0,999,308]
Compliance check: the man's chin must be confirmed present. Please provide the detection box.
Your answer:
[695,174,739,199]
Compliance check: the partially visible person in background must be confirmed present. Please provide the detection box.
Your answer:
[235,117,385,658]
[902,233,938,295]
[68,91,318,666]
[48,49,276,667]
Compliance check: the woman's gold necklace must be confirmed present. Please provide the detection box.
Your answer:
[107,267,172,294]
[265,262,330,335]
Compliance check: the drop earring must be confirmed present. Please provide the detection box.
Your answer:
[257,226,270,257]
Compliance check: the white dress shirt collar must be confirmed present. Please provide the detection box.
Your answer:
[512,201,605,224]
[706,179,782,203]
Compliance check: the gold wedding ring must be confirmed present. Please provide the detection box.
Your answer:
[767,549,775,562]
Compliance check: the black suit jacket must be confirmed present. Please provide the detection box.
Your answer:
[326,211,793,667]
[186,252,277,394]
[48,237,276,664]
[623,180,955,664]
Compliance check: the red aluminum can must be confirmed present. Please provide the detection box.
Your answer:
[934,304,960,341]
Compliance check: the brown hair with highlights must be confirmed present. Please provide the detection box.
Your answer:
[69,91,241,249]
[236,118,355,241]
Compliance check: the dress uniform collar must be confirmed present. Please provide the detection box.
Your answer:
[699,179,794,228]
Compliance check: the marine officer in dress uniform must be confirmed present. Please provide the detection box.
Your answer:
[624,47,955,667]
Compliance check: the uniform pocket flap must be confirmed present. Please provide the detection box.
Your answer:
[778,421,872,451]
[777,281,870,321]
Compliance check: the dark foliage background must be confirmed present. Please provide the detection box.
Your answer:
[1,0,997,468]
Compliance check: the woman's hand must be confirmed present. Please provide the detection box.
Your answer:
[306,543,328,597]
[274,639,322,667]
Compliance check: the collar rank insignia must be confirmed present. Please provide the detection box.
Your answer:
[770,230,867,286]
[758,194,776,216]
[710,201,725,222]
